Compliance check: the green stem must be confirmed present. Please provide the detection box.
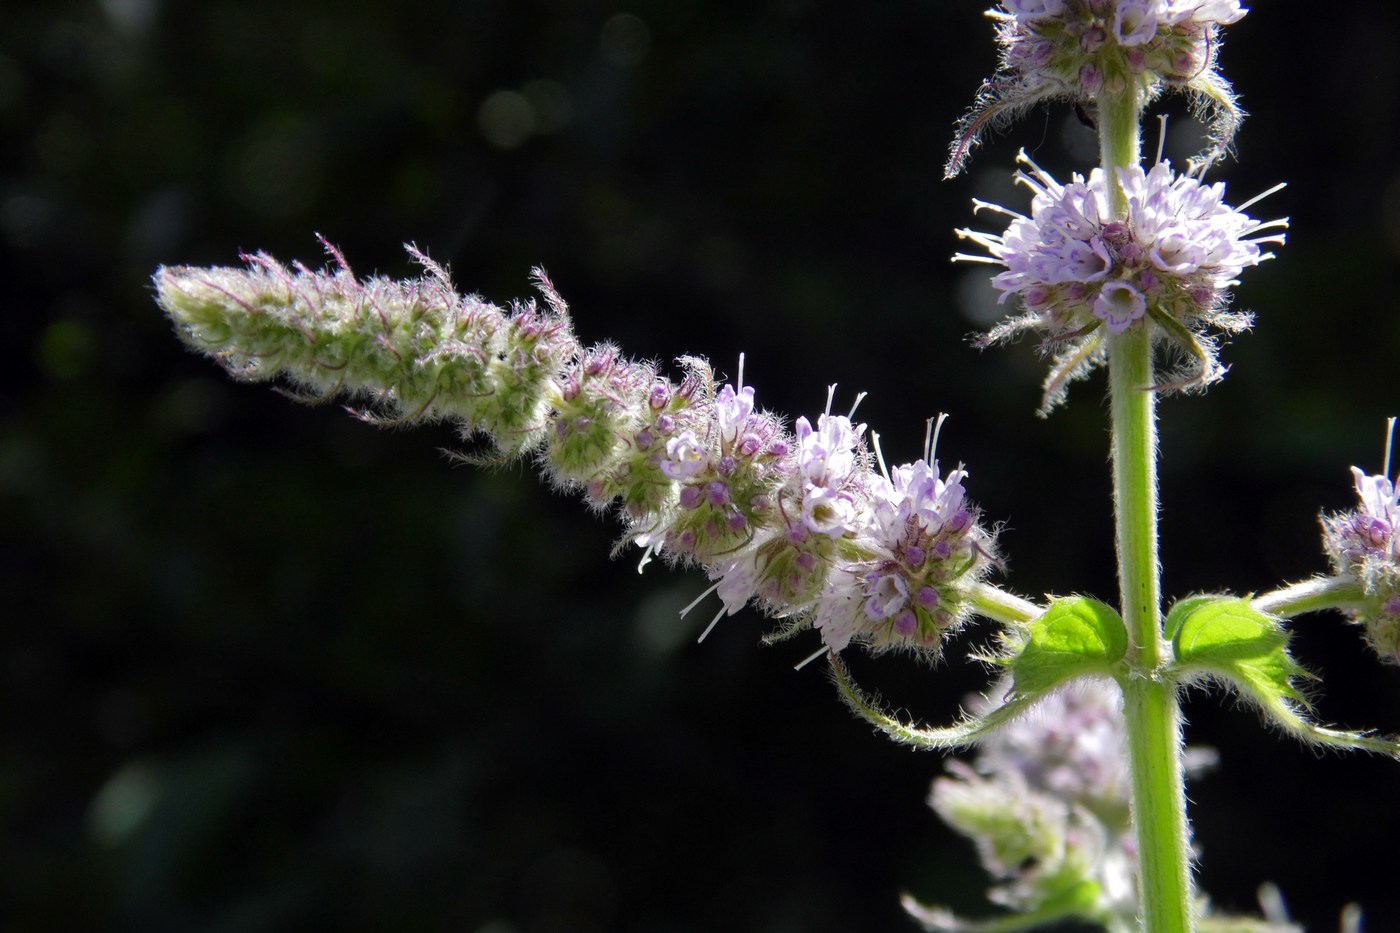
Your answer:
[1099,84,1195,933]
[968,581,1043,626]
[1252,575,1368,619]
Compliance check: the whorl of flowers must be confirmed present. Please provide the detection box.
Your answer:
[908,679,1138,925]
[155,244,997,661]
[948,0,1247,178]
[955,150,1286,413]
[905,678,1287,932]
[1323,452,1400,665]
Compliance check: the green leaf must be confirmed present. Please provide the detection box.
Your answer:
[1171,597,1400,758]
[1163,593,1217,641]
[1010,597,1127,697]
[1170,597,1310,705]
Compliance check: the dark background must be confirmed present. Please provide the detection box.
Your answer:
[5,2,1400,930]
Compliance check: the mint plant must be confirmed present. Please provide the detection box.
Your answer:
[153,3,1398,931]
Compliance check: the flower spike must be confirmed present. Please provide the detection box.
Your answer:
[157,244,1005,663]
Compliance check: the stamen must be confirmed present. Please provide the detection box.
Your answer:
[968,199,1026,220]
[1385,416,1397,484]
[793,646,829,670]
[928,413,949,464]
[736,352,746,392]
[872,431,891,483]
[1236,182,1287,213]
[698,605,726,643]
[1154,114,1168,167]
[950,252,1006,266]
[1013,149,1061,195]
[847,391,867,419]
[1246,217,1290,237]
[636,538,663,574]
[680,580,722,618]
[954,227,1010,251]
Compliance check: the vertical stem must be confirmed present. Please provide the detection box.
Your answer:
[1110,329,1191,933]
[1098,85,1194,933]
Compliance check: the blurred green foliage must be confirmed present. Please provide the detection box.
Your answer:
[4,1,1400,930]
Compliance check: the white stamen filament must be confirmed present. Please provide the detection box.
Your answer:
[928,413,949,465]
[793,646,829,670]
[1385,416,1397,484]
[680,580,722,618]
[698,606,726,643]
[1236,182,1287,213]
[872,431,891,483]
[968,198,1026,220]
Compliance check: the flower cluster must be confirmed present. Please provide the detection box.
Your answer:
[156,246,997,660]
[1323,462,1400,664]
[948,0,1247,178]
[908,679,1139,927]
[905,678,1295,933]
[649,391,995,659]
[956,150,1285,412]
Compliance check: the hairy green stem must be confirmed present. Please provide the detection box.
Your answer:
[1100,84,1195,933]
[968,581,1043,626]
[1252,575,1368,619]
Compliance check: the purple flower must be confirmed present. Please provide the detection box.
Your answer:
[957,151,1286,411]
[1092,281,1147,333]
[661,431,708,480]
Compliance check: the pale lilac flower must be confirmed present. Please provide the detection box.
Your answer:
[1002,0,1068,18]
[865,572,910,620]
[795,413,861,489]
[812,566,869,653]
[956,150,1286,411]
[877,459,970,539]
[792,411,867,538]
[801,484,858,537]
[1093,280,1147,333]
[715,383,755,443]
[1113,1,1159,46]
[661,431,708,480]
